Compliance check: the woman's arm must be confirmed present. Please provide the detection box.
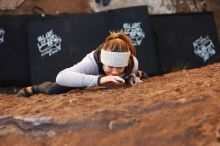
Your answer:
[56,51,100,87]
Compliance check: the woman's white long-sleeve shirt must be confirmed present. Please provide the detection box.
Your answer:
[56,50,138,87]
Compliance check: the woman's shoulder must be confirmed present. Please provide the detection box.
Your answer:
[132,55,139,66]
[86,50,96,57]
[132,55,139,74]
[81,50,96,61]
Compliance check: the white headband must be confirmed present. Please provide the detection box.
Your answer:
[100,49,131,67]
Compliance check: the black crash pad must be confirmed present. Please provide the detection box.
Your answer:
[0,15,39,85]
[150,12,220,73]
[28,6,158,84]
[0,14,72,85]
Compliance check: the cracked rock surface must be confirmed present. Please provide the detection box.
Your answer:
[0,0,24,10]
[1,63,220,146]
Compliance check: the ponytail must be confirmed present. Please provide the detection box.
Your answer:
[104,31,136,56]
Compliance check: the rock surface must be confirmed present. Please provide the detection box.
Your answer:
[0,0,24,10]
[89,0,175,14]
[0,1,220,145]
[1,63,220,145]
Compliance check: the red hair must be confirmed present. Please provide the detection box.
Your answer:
[103,31,136,56]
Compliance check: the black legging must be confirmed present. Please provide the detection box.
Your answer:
[33,82,74,95]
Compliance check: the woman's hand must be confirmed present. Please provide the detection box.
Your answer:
[126,75,143,86]
[100,75,125,85]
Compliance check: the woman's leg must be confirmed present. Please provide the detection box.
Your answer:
[36,82,73,95]
[16,82,73,97]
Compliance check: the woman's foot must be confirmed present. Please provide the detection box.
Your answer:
[16,86,34,97]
